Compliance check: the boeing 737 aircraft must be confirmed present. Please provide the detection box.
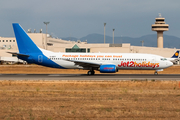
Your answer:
[8,23,173,75]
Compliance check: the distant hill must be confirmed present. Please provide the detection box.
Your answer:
[61,37,78,41]
[61,33,180,49]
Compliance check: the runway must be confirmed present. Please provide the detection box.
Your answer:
[0,74,180,80]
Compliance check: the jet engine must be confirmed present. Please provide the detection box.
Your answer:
[99,64,117,73]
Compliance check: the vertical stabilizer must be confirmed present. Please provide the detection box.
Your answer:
[12,23,41,54]
[171,50,179,58]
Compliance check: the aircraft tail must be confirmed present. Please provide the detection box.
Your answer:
[12,23,41,54]
[171,50,179,58]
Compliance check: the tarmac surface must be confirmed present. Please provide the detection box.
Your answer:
[0,74,180,80]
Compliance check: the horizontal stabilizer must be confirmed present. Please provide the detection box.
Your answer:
[170,58,180,63]
[7,52,29,57]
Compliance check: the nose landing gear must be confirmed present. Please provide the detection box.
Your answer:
[154,69,163,75]
[154,71,158,75]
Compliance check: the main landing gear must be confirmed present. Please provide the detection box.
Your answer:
[87,70,95,75]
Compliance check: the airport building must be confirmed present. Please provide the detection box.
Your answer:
[0,14,179,64]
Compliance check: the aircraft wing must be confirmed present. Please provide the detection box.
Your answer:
[63,59,100,68]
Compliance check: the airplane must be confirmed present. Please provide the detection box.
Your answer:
[8,23,173,75]
[166,50,179,64]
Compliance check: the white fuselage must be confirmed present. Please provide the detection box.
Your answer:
[40,49,173,70]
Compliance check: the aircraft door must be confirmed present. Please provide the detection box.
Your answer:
[152,56,156,63]
[38,55,43,63]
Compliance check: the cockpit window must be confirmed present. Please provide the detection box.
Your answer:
[160,58,167,61]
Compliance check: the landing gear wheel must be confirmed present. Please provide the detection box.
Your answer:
[87,71,95,75]
[154,71,158,75]
[87,71,91,75]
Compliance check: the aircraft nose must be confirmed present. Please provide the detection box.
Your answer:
[166,61,173,67]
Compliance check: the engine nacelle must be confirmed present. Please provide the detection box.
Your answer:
[99,64,117,73]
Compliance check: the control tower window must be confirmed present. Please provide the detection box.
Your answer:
[156,19,164,21]
[152,26,168,28]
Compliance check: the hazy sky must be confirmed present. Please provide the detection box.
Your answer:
[0,0,180,38]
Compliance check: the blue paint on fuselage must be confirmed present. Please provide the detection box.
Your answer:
[18,53,66,69]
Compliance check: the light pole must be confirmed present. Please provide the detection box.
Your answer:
[141,40,144,46]
[104,23,106,44]
[113,29,115,44]
[43,22,50,49]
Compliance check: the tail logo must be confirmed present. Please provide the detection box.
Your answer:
[175,52,179,56]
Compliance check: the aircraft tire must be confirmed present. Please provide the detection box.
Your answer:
[87,71,92,75]
[87,71,95,75]
[154,72,158,75]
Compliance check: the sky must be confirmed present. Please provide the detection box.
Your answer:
[0,0,180,39]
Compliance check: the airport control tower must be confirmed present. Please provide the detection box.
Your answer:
[152,13,169,48]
